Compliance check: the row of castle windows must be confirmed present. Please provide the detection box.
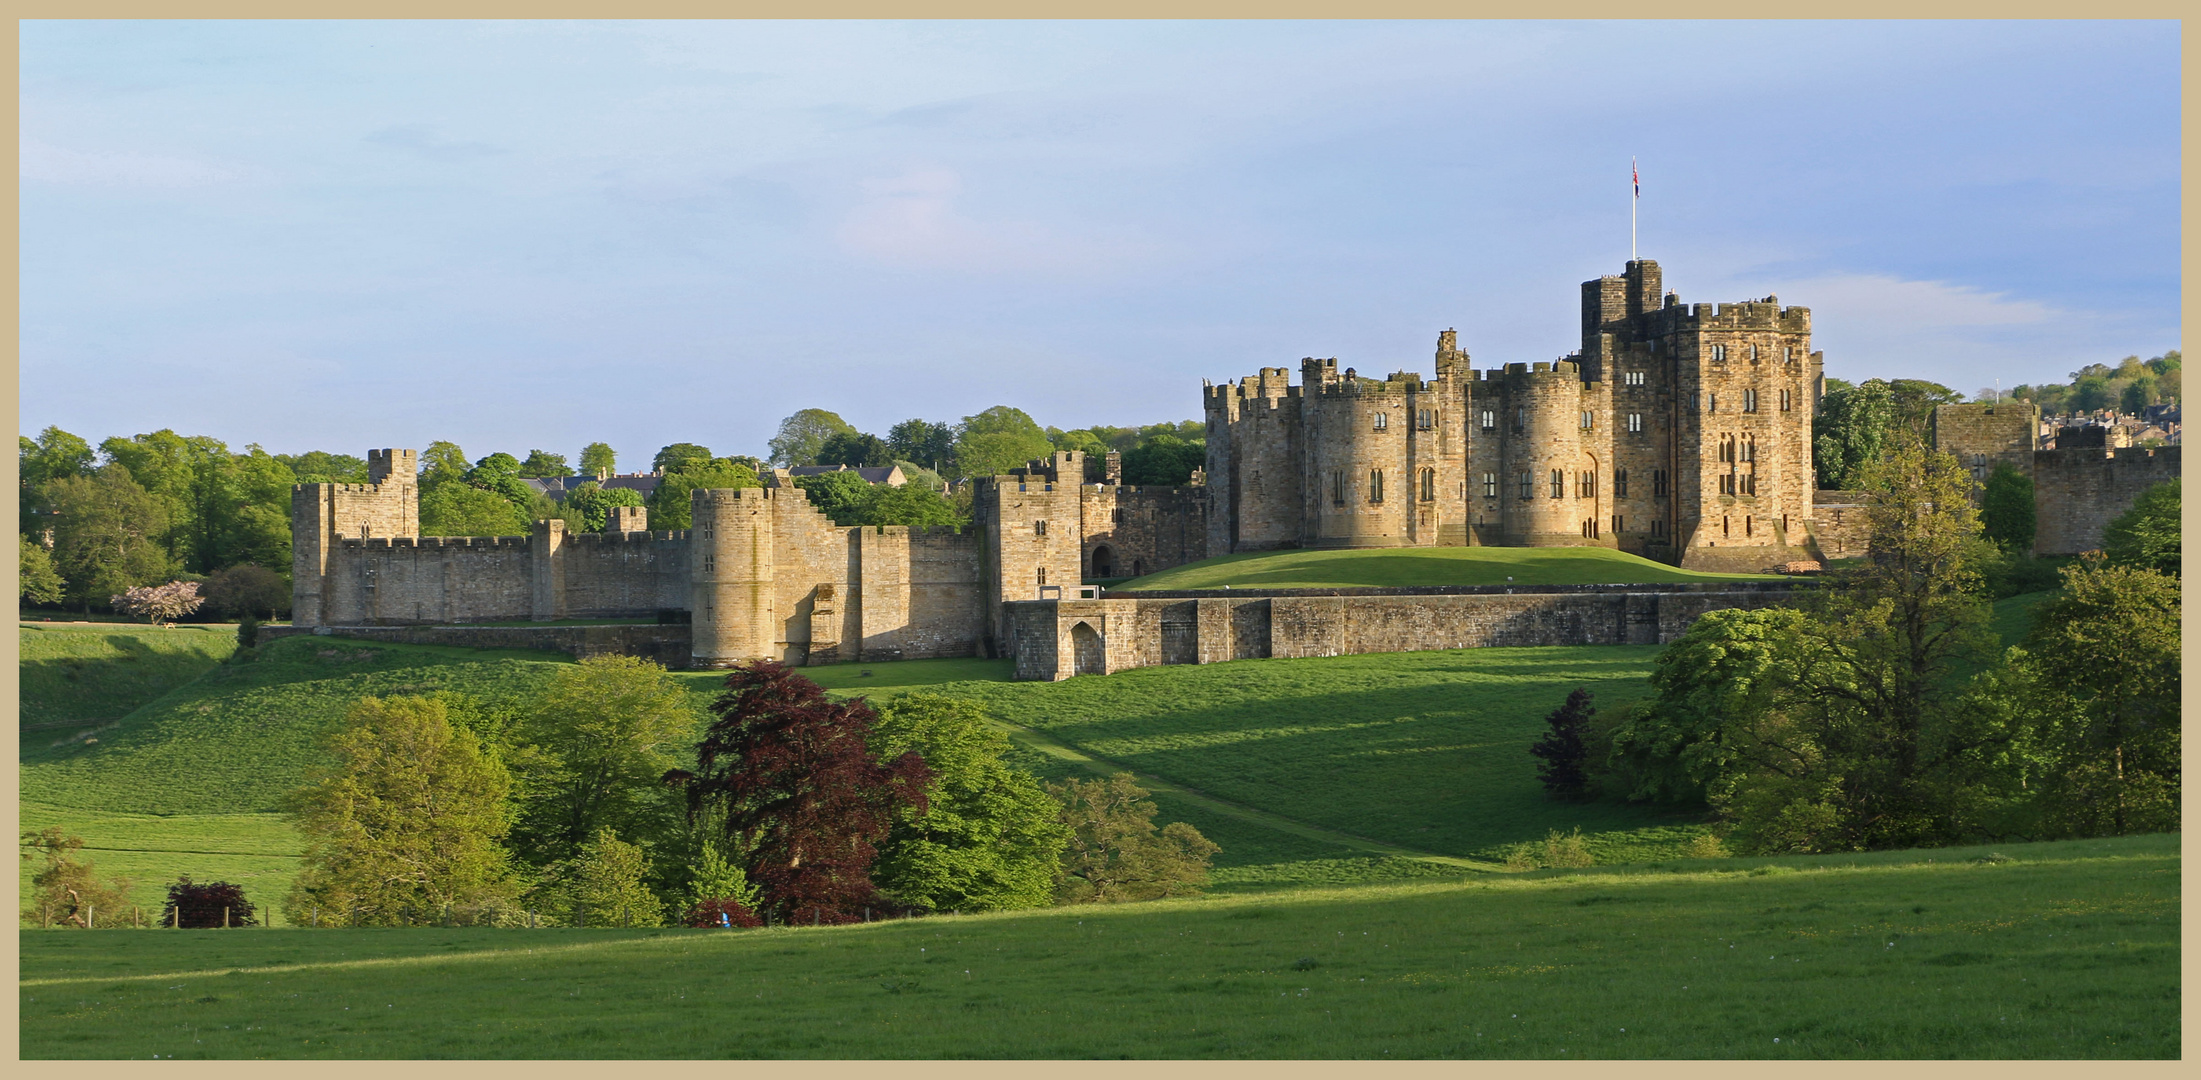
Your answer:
[1706,344,1797,364]
[1471,468,1670,499]
[1370,409,1442,432]
[1700,388,1794,413]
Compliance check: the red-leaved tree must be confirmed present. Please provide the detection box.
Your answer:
[666,660,930,925]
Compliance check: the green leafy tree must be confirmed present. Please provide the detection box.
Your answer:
[1049,773,1218,903]
[768,409,858,467]
[2071,373,2115,413]
[1887,379,1963,440]
[510,655,697,866]
[868,695,1069,912]
[517,450,570,478]
[1528,689,1596,800]
[531,827,666,928]
[1813,378,1894,489]
[563,482,647,532]
[1120,434,1206,486]
[580,442,618,477]
[274,450,369,484]
[202,563,290,620]
[860,481,966,528]
[818,431,895,468]
[2100,479,2178,575]
[647,458,762,530]
[283,695,519,927]
[418,441,471,490]
[653,443,713,475]
[43,465,174,609]
[19,542,65,605]
[792,470,877,525]
[2015,558,2181,837]
[420,482,530,536]
[952,406,1055,480]
[887,419,957,472]
[684,836,762,912]
[20,828,132,928]
[19,426,96,528]
[1979,462,2037,555]
[2120,375,2158,414]
[1609,606,1819,808]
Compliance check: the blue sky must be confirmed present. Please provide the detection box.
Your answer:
[20,20,2181,469]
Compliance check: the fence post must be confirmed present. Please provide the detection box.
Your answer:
[173,905,181,930]
[224,906,230,929]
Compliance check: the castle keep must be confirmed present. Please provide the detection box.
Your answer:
[1204,259,1822,572]
[289,256,2171,678]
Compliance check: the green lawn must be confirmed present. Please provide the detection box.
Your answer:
[19,623,237,734]
[18,834,2178,1059]
[1116,546,1781,591]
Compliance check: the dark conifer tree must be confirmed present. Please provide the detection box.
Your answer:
[1529,689,1596,799]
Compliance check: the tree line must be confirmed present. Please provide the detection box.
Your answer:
[766,405,1206,488]
[1531,438,2180,855]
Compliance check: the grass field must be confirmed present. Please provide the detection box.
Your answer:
[17,834,2178,1059]
[19,623,237,734]
[1115,546,1780,591]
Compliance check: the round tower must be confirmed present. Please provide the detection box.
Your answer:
[1303,369,1413,548]
[689,487,777,668]
[1500,361,1593,546]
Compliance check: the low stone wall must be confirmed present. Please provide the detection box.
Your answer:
[1009,582,1796,681]
[259,623,694,667]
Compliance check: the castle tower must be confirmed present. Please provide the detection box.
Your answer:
[973,469,1086,654]
[290,447,421,627]
[689,487,778,668]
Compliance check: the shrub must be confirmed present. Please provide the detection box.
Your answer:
[1528,689,1595,799]
[110,580,205,627]
[203,563,289,620]
[1539,828,1595,868]
[163,877,255,928]
[20,828,132,928]
[683,897,765,928]
[1049,773,1218,903]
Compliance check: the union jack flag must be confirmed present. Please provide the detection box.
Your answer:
[1632,158,1639,198]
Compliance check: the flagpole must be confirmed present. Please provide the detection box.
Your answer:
[1630,157,1638,263]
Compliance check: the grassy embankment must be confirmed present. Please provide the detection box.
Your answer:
[19,590,2065,914]
[18,834,2178,1059]
[1114,546,1781,591]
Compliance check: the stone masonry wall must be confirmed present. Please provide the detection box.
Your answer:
[2032,445,2181,556]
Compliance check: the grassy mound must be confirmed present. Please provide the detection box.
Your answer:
[19,834,2178,1059]
[19,623,236,733]
[1116,546,1780,591]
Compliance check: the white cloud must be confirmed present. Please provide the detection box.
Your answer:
[19,138,243,187]
[833,166,1159,275]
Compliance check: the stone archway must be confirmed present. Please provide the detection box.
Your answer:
[1090,544,1115,579]
[1071,621,1105,677]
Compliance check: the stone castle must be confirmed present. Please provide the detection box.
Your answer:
[289,258,2174,678]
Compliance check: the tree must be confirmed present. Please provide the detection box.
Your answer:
[580,442,618,478]
[2017,557,2181,837]
[817,431,894,469]
[768,409,859,468]
[284,695,519,927]
[19,543,64,605]
[1120,435,1206,486]
[1608,607,1819,808]
[684,837,763,913]
[563,482,646,532]
[1887,379,1963,440]
[952,406,1055,481]
[2120,375,2158,415]
[792,470,877,525]
[19,425,95,528]
[531,827,666,928]
[886,419,957,472]
[202,564,290,620]
[517,450,570,478]
[859,481,966,528]
[43,465,173,609]
[20,828,131,928]
[163,877,256,929]
[867,694,1069,912]
[1049,773,1218,903]
[418,441,471,490]
[1813,378,1894,489]
[2101,479,2178,575]
[668,661,930,925]
[420,481,530,536]
[112,580,206,627]
[274,450,369,484]
[653,443,713,475]
[647,458,762,530]
[1528,689,1596,799]
[510,656,697,866]
[1979,462,2037,555]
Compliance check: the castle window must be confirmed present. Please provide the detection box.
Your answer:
[1743,388,1758,413]
[1785,346,1794,362]
[1419,468,1436,501]
[1627,413,1643,433]
[1549,470,1564,499]
[1331,471,1346,506]
[1514,407,1527,433]
[1624,370,1646,387]
[1580,410,1593,430]
[1749,344,1759,363]
[1614,514,1624,533]
[1745,515,1753,537]
[1710,344,1727,362]
[703,554,716,572]
[1652,469,1669,497]
[1373,412,1389,431]
[1723,516,1731,537]
[1742,435,1756,463]
[1480,409,1496,430]
[1577,471,1596,499]
[1483,472,1498,498]
[1416,409,1435,430]
[1651,518,1667,538]
[1780,388,1792,411]
[1369,469,1385,503]
[1037,567,1047,585]
[1616,469,1629,497]
[1035,520,1048,536]
[1518,472,1532,500]
[1113,508,1124,524]
[1708,392,1718,412]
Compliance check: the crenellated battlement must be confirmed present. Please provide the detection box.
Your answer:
[344,534,532,550]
